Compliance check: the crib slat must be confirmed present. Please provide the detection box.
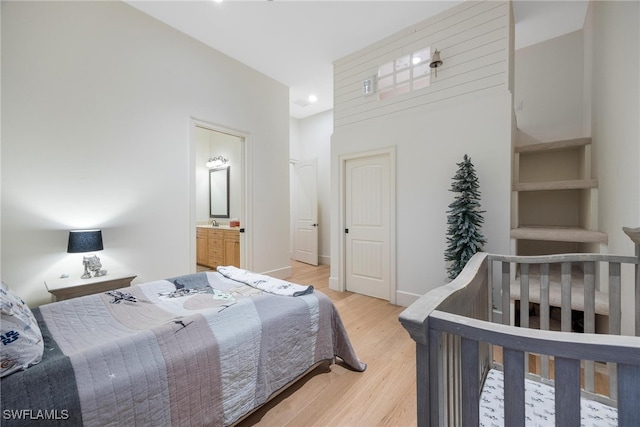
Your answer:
[609,262,622,335]
[503,348,525,426]
[540,263,550,379]
[520,264,530,376]
[448,334,460,426]
[619,362,640,426]
[555,357,581,427]
[461,338,479,426]
[609,262,622,401]
[415,342,429,427]
[635,258,640,337]
[561,262,572,332]
[583,261,596,333]
[502,262,510,325]
[618,363,640,426]
[428,328,441,427]
[520,264,530,328]
[583,261,596,393]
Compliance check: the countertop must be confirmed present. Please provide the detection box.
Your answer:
[196,224,239,230]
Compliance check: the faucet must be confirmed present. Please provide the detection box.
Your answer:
[210,219,219,226]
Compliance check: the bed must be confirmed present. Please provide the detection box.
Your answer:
[1,268,365,426]
[400,227,640,426]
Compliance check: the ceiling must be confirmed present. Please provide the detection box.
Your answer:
[126,0,589,119]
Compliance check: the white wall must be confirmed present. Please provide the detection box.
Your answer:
[330,1,513,304]
[1,1,291,306]
[331,94,512,303]
[290,111,333,265]
[514,30,586,143]
[587,0,640,335]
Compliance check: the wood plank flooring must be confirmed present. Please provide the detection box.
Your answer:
[237,261,418,427]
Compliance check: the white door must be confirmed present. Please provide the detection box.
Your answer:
[293,159,318,265]
[345,154,391,300]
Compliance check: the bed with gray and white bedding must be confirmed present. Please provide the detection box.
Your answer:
[1,270,365,426]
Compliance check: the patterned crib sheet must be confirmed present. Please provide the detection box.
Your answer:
[479,368,618,427]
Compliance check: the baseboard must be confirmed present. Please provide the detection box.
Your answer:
[319,255,330,265]
[261,265,292,280]
[329,276,340,291]
[395,290,422,307]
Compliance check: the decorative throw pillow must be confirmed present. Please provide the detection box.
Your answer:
[0,282,44,377]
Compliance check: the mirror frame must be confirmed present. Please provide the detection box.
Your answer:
[209,167,230,218]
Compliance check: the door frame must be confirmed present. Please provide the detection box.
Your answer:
[189,117,252,272]
[338,146,396,304]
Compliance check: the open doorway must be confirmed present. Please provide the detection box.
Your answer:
[191,120,247,272]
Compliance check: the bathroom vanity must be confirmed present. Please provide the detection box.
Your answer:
[196,225,240,268]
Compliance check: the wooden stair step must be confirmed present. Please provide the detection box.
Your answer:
[510,227,608,244]
[513,179,598,192]
[514,137,591,153]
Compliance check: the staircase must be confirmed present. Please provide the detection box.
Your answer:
[511,137,607,255]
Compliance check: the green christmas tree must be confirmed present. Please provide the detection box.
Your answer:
[444,154,487,280]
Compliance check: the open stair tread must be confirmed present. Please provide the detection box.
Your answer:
[511,226,608,243]
[515,137,591,153]
[513,179,598,192]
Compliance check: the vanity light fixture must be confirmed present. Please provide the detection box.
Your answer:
[206,156,229,169]
[67,229,105,279]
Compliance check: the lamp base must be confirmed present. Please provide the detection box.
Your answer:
[81,261,92,279]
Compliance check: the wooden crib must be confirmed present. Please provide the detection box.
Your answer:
[400,227,640,426]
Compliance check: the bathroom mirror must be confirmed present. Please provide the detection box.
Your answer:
[210,167,230,218]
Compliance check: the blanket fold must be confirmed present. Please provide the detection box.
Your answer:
[216,266,314,297]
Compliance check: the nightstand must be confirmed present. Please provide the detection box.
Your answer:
[45,272,137,301]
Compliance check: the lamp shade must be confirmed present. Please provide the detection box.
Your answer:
[67,229,104,253]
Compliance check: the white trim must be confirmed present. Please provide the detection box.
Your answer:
[189,118,252,272]
[338,146,397,304]
[261,265,292,280]
[395,290,422,307]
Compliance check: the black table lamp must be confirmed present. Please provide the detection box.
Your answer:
[67,229,104,279]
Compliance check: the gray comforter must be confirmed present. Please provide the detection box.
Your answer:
[1,272,365,426]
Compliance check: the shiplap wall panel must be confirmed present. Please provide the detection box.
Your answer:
[335,46,506,114]
[334,1,506,89]
[336,73,506,127]
[333,3,508,99]
[334,0,511,129]
[334,33,507,107]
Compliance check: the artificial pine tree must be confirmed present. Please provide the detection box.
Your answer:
[444,154,487,280]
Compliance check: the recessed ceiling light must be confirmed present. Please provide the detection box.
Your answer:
[213,0,223,3]
[308,94,318,103]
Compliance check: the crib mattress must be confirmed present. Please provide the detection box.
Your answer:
[479,369,617,427]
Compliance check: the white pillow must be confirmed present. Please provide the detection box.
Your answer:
[0,282,44,377]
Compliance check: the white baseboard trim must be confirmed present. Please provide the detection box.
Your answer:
[319,255,330,265]
[395,290,422,307]
[329,276,340,291]
[261,265,292,280]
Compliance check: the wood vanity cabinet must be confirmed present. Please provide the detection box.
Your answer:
[197,227,240,268]
[196,228,209,265]
[223,230,240,268]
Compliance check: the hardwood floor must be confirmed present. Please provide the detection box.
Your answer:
[237,261,418,427]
